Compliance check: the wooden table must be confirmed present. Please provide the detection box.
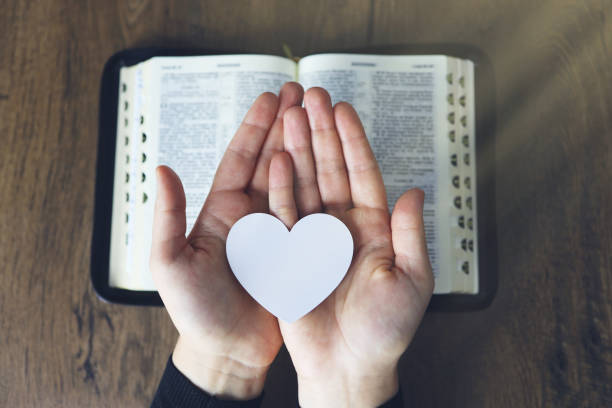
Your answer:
[1,0,610,406]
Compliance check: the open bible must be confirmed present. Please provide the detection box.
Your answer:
[93,49,495,308]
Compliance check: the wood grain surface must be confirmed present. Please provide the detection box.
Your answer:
[0,0,610,406]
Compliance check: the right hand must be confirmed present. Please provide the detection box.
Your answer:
[268,87,434,407]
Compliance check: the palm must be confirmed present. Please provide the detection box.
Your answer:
[280,207,429,376]
[156,189,282,368]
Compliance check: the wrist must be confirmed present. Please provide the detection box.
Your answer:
[172,336,269,400]
[297,363,399,408]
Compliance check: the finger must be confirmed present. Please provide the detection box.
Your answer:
[151,166,189,264]
[284,106,322,216]
[210,92,279,192]
[304,88,352,214]
[334,102,388,211]
[269,152,298,229]
[391,189,434,292]
[248,82,304,201]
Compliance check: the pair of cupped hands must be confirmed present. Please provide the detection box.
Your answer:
[150,83,434,407]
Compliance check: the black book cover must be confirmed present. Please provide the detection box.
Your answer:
[91,46,497,310]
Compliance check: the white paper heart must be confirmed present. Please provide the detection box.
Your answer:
[226,213,354,323]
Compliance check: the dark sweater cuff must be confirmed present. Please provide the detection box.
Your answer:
[151,355,264,408]
[295,388,403,407]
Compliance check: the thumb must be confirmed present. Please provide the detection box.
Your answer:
[391,188,434,292]
[151,165,188,264]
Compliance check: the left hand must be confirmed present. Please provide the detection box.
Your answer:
[150,83,304,399]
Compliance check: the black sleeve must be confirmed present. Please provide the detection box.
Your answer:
[294,389,403,407]
[151,355,403,408]
[151,356,264,408]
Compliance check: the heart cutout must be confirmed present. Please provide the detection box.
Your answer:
[226,213,354,323]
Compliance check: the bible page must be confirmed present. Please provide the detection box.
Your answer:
[297,54,454,293]
[109,54,296,291]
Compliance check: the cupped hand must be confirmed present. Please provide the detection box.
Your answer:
[150,83,304,399]
[268,88,435,408]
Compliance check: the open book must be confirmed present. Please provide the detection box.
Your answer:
[103,52,479,301]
